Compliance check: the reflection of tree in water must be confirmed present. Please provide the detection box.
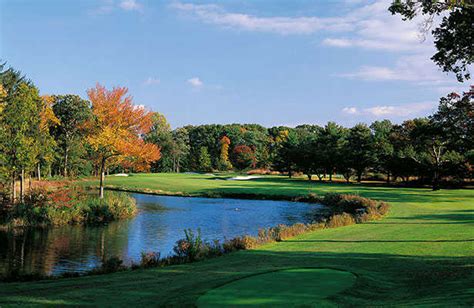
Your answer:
[0,220,133,276]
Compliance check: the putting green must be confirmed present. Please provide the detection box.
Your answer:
[197,268,356,307]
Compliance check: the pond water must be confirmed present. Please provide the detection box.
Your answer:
[0,193,323,276]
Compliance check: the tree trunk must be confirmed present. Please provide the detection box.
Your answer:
[386,171,390,184]
[37,163,41,181]
[64,147,68,177]
[29,174,32,192]
[344,173,351,183]
[432,169,440,191]
[11,172,16,203]
[317,174,323,181]
[99,158,106,199]
[357,171,362,183]
[307,174,312,181]
[20,168,25,203]
[329,173,333,182]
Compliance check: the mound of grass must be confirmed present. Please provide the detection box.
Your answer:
[197,268,356,307]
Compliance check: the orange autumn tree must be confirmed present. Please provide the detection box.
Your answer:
[218,135,233,170]
[87,84,161,198]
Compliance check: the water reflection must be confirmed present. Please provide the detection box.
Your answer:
[0,194,322,276]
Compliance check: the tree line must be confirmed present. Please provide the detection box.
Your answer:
[146,88,473,190]
[1,63,472,194]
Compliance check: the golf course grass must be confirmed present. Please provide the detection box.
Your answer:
[197,268,357,307]
[0,173,473,306]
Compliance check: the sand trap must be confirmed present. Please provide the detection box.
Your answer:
[227,176,262,181]
[114,173,129,177]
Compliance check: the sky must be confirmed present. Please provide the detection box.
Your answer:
[0,0,468,128]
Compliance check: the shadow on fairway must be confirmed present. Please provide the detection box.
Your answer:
[199,177,472,204]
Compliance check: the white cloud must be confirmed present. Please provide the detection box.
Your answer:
[171,1,462,89]
[144,77,161,86]
[187,77,203,87]
[337,53,459,90]
[119,0,142,12]
[91,0,142,15]
[342,107,359,115]
[342,101,436,118]
[170,0,430,51]
[339,66,400,81]
[170,2,351,35]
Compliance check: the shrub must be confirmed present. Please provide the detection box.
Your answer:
[84,191,136,223]
[326,213,356,228]
[205,240,224,257]
[140,252,161,268]
[98,256,125,274]
[173,229,205,261]
[247,169,271,175]
[223,236,258,252]
[274,223,309,241]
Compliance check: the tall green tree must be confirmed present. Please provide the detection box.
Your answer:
[197,146,212,172]
[0,83,41,201]
[347,124,376,182]
[145,112,174,172]
[171,127,190,173]
[319,122,347,181]
[51,95,91,177]
[273,130,300,177]
[371,120,394,183]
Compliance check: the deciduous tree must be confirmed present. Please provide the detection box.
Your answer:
[86,84,160,198]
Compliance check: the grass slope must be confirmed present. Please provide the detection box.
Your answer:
[1,173,473,306]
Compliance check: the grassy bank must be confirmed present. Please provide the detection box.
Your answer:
[0,173,473,306]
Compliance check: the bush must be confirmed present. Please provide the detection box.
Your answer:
[84,191,136,223]
[326,213,356,228]
[223,236,258,252]
[140,252,161,268]
[173,229,205,261]
[1,189,136,227]
[98,256,125,274]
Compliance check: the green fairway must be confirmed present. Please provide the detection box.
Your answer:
[0,173,473,306]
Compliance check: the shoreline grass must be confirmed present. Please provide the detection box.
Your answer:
[0,189,136,228]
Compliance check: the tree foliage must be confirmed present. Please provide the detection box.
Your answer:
[86,84,160,197]
[389,0,474,81]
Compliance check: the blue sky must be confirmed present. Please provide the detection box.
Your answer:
[0,0,467,128]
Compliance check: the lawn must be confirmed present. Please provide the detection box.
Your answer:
[0,173,473,306]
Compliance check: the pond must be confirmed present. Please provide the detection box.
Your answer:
[0,193,323,276]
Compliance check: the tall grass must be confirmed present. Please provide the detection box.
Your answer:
[1,189,136,227]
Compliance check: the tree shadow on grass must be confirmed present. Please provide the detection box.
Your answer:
[390,212,474,224]
[0,251,472,306]
[200,177,473,204]
[283,239,474,243]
